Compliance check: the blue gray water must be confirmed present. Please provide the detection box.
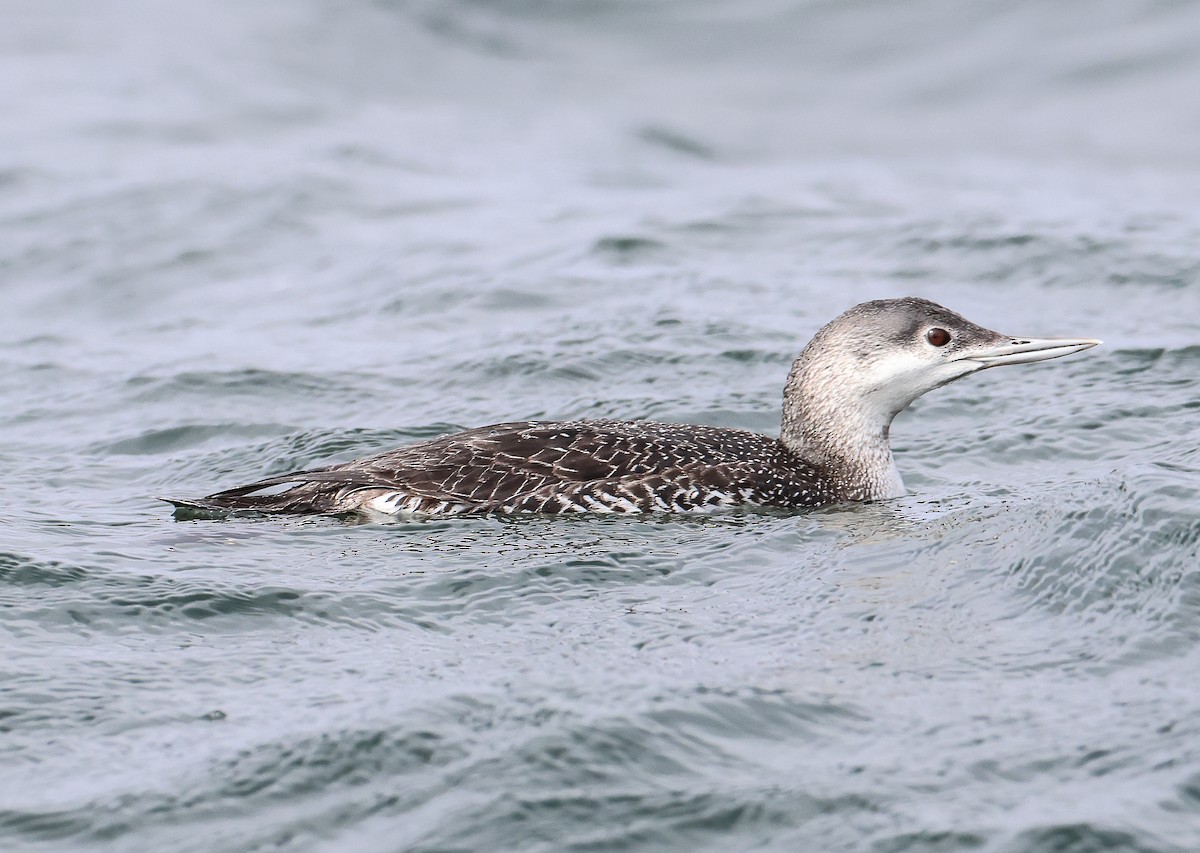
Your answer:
[4,1,1200,850]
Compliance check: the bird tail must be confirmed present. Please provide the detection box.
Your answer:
[161,469,375,516]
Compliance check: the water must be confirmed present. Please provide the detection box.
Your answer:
[3,1,1200,850]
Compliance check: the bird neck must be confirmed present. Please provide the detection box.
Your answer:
[778,359,907,502]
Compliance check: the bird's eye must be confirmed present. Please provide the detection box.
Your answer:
[926,328,951,347]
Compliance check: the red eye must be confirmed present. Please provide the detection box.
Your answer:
[926,328,951,347]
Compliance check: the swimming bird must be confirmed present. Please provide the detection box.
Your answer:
[167,297,1099,517]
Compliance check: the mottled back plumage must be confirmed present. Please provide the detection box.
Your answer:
[173,420,839,515]
[167,297,1099,517]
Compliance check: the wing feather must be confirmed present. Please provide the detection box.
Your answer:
[174,419,817,515]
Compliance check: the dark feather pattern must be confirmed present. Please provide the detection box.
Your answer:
[169,297,1099,517]
[169,420,840,516]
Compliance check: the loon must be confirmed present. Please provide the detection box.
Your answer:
[167,297,1099,517]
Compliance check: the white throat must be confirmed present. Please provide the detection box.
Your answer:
[778,354,927,501]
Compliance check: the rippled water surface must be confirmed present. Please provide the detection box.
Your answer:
[4,1,1200,851]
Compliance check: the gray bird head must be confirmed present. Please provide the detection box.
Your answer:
[780,297,1100,500]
